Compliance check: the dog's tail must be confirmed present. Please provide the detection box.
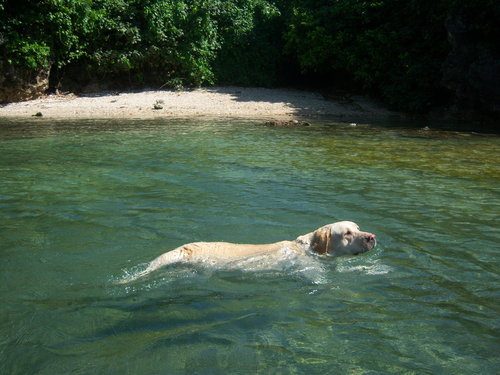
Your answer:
[116,247,187,284]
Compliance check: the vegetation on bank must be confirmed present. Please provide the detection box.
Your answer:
[0,0,498,117]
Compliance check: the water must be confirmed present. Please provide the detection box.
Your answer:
[1,118,498,374]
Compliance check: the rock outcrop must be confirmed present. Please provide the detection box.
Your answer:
[0,62,50,103]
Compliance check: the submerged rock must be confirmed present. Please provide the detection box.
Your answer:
[264,119,310,127]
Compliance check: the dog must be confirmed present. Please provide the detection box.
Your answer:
[119,221,376,283]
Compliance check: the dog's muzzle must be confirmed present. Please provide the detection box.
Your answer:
[364,233,377,250]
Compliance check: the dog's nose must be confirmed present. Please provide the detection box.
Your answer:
[365,233,376,242]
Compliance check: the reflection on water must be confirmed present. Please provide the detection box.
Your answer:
[0,118,499,374]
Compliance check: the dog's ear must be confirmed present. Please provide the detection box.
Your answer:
[311,227,331,254]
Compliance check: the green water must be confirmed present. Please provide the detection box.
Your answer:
[1,118,498,374]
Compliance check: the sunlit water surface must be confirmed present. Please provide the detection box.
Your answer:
[1,118,498,374]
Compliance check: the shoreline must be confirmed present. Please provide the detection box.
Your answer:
[0,87,399,121]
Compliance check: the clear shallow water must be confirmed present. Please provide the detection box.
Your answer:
[0,118,498,374]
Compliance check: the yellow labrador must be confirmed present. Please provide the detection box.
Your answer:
[119,221,376,283]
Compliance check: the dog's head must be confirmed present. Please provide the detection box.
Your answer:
[308,221,376,256]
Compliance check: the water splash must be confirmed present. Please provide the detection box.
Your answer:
[335,248,392,275]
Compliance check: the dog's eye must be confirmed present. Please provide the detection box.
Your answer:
[345,231,352,236]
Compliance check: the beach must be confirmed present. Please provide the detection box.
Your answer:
[0,87,397,120]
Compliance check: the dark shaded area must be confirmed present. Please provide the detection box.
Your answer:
[0,0,498,129]
[442,13,500,119]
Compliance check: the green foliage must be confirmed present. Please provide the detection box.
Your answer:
[212,0,284,86]
[3,37,51,69]
[1,2,48,68]
[1,0,221,87]
[64,0,221,87]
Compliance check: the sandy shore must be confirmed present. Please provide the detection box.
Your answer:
[0,87,397,120]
